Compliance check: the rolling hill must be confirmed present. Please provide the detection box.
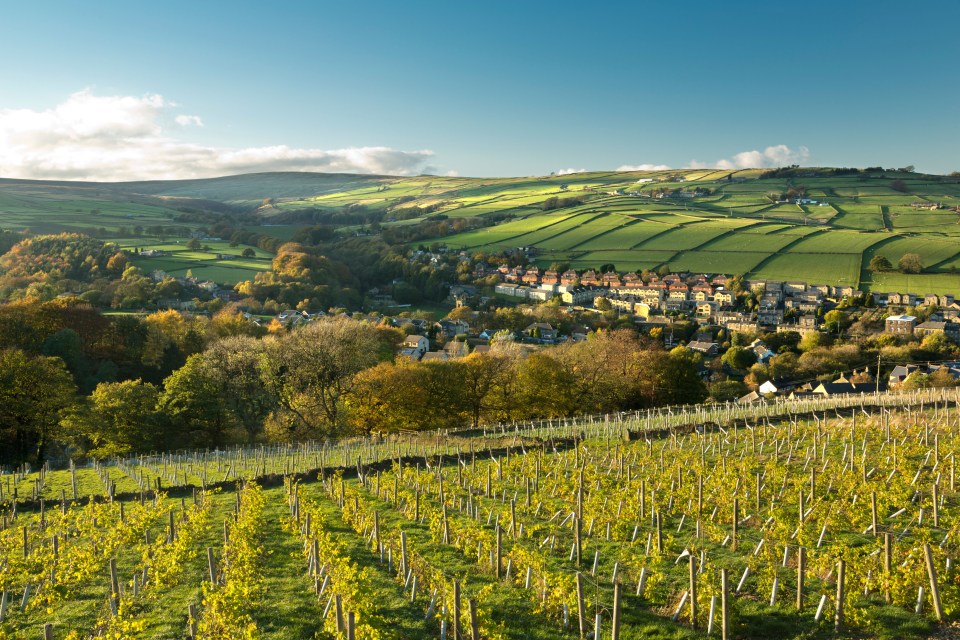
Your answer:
[1,168,959,293]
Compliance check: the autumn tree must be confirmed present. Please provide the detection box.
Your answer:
[898,253,923,274]
[263,318,381,437]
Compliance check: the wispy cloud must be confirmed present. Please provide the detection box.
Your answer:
[554,168,586,176]
[616,163,672,171]
[174,114,203,127]
[688,145,810,170]
[0,90,437,181]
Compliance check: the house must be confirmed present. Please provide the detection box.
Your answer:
[686,341,719,356]
[561,286,596,306]
[524,323,557,341]
[737,390,763,404]
[436,319,470,339]
[885,314,917,335]
[401,335,429,359]
[915,321,960,342]
[758,380,780,395]
[495,283,529,298]
[748,339,776,364]
[888,364,920,386]
[421,352,450,362]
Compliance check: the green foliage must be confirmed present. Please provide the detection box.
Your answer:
[0,348,77,464]
[62,379,162,458]
[721,345,757,371]
[870,254,893,272]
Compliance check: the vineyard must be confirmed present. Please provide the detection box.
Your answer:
[3,391,960,638]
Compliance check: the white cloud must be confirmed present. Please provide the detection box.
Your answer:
[616,163,672,171]
[689,145,810,170]
[555,168,586,175]
[0,90,437,181]
[175,114,203,127]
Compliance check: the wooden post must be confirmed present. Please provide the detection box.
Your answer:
[574,514,582,567]
[188,603,198,638]
[611,581,622,640]
[335,594,344,632]
[871,492,878,538]
[796,546,805,611]
[884,533,892,604]
[923,543,944,621]
[347,611,355,640]
[835,559,845,631]
[720,568,729,640]
[44,623,53,640]
[689,555,697,627]
[469,599,479,640]
[453,580,461,640]
[109,557,119,597]
[576,572,586,638]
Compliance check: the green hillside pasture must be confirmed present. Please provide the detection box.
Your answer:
[863,237,960,271]
[637,220,761,251]
[751,253,863,286]
[503,212,605,247]
[865,272,960,295]
[572,220,675,251]
[127,241,273,285]
[118,239,274,259]
[0,192,184,235]
[696,224,815,253]
[443,213,580,249]
[785,231,888,254]
[667,250,767,274]
[536,213,630,250]
[566,250,671,272]
[889,208,960,232]
[830,204,885,231]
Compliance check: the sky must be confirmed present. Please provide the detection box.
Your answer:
[1,0,958,181]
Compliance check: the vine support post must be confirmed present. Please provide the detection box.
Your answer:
[884,533,892,604]
[796,546,805,610]
[689,555,697,627]
[611,581,622,640]
[835,559,845,631]
[924,543,944,621]
[576,571,586,639]
[720,568,729,640]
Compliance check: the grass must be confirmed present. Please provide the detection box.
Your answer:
[3,169,960,294]
[117,239,273,285]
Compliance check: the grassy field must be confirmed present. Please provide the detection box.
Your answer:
[117,239,273,285]
[2,169,960,294]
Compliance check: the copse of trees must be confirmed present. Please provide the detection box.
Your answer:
[898,253,923,274]
[0,310,713,466]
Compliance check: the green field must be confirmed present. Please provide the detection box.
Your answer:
[2,169,960,294]
[118,239,273,285]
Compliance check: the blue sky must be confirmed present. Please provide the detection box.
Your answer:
[1,0,958,179]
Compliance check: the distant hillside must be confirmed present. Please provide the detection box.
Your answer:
[1,167,959,293]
